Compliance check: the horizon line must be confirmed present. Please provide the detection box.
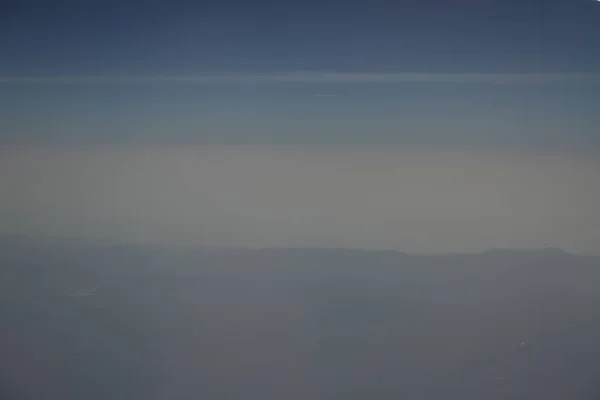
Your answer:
[0,234,595,256]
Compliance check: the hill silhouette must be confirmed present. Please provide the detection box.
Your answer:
[1,236,599,399]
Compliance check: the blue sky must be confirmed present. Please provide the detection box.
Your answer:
[1,75,599,147]
[2,0,599,74]
[1,0,599,147]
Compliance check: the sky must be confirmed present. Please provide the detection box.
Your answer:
[1,0,599,252]
[1,0,600,146]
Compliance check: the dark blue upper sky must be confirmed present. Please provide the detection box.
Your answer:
[2,0,599,75]
[1,0,599,146]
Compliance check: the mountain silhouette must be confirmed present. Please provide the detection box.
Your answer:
[1,236,599,399]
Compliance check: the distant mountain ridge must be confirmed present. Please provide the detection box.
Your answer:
[1,234,599,399]
[0,234,589,257]
[480,247,573,256]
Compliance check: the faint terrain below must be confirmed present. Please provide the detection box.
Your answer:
[1,237,599,399]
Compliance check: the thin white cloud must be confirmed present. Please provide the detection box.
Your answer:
[0,72,599,85]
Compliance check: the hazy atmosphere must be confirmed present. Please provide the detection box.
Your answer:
[3,1,600,399]
[1,145,599,253]
[2,0,600,254]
